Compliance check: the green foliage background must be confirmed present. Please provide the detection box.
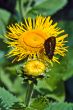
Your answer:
[0,0,73,109]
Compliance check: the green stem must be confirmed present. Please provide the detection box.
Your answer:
[24,0,33,17]
[18,0,24,20]
[25,81,34,107]
[18,0,33,18]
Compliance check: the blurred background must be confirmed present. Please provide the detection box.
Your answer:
[0,0,73,102]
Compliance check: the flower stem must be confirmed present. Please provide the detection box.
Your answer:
[25,81,34,107]
[18,0,24,20]
[23,0,33,17]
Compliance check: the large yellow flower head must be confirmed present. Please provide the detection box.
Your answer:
[6,16,68,64]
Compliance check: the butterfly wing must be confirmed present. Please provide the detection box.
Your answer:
[44,37,56,59]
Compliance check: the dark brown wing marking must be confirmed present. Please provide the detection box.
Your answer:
[44,37,56,59]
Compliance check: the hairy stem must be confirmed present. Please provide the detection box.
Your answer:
[25,81,34,107]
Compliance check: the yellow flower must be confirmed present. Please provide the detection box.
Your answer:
[6,16,68,63]
[24,60,46,76]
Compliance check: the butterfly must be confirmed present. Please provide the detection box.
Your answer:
[44,37,56,59]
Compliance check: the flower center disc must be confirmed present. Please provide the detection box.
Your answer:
[19,30,45,48]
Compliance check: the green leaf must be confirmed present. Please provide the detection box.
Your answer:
[30,96,48,110]
[0,69,14,91]
[0,50,6,65]
[45,102,73,110]
[36,78,65,101]
[46,81,65,102]
[27,0,68,17]
[0,68,26,95]
[0,98,8,110]
[36,76,61,92]
[0,19,6,38]
[0,87,18,110]
[0,9,10,25]
[0,9,10,39]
